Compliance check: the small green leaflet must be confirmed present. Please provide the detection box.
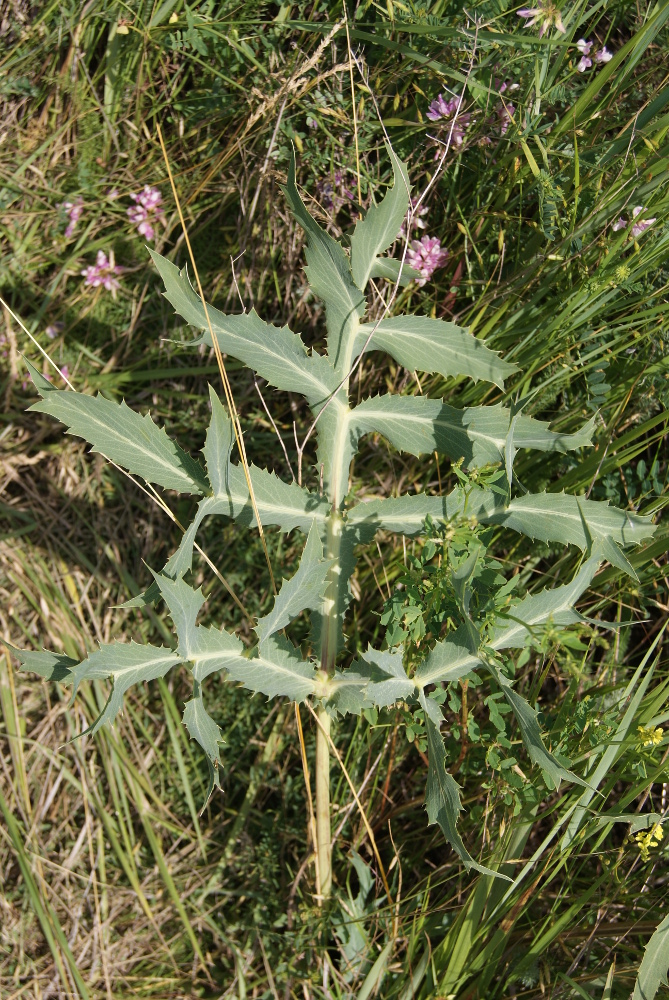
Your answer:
[150,250,341,410]
[10,643,77,683]
[632,914,669,1000]
[27,365,209,495]
[69,642,182,734]
[255,522,332,641]
[328,646,414,716]
[182,691,224,806]
[351,316,518,388]
[350,396,595,468]
[420,691,508,879]
[350,143,411,289]
[282,151,365,370]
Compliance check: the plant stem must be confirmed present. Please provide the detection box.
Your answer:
[315,705,332,899]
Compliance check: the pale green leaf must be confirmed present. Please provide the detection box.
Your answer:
[421,691,507,879]
[346,487,500,538]
[150,249,340,409]
[414,623,481,687]
[350,144,411,289]
[490,553,601,650]
[203,385,234,495]
[69,642,182,734]
[23,357,58,395]
[368,257,421,286]
[350,397,595,468]
[255,522,331,641]
[632,914,669,1000]
[227,635,317,702]
[10,643,77,683]
[28,377,208,496]
[352,316,518,388]
[281,151,365,369]
[483,657,588,790]
[187,625,246,683]
[182,692,224,805]
[328,646,413,715]
[488,492,654,561]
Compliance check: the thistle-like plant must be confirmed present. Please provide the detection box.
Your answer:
[14,148,654,897]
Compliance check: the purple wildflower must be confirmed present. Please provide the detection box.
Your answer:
[631,206,656,238]
[316,171,355,211]
[127,185,164,241]
[577,55,592,72]
[497,101,516,136]
[45,322,64,339]
[60,365,70,381]
[81,250,123,295]
[60,197,84,239]
[517,2,565,36]
[576,38,593,55]
[426,94,471,145]
[595,46,613,63]
[612,206,656,237]
[406,235,449,287]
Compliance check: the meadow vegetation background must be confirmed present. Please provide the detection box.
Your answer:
[1,1,669,998]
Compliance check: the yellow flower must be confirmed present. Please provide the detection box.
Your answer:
[637,725,664,747]
[635,823,664,862]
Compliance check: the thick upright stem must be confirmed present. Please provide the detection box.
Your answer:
[315,706,331,898]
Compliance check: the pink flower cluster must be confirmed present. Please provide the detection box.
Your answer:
[127,185,164,240]
[406,235,449,287]
[61,197,84,239]
[81,251,123,294]
[426,94,471,147]
[612,206,656,238]
[576,38,613,72]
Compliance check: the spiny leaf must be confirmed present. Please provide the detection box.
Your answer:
[632,914,669,1000]
[351,316,518,388]
[69,642,182,735]
[488,492,654,566]
[150,249,340,409]
[328,647,413,715]
[414,623,481,687]
[346,487,500,538]
[350,396,595,468]
[203,385,234,495]
[255,522,331,641]
[182,692,224,806]
[490,553,601,650]
[350,143,411,289]
[416,557,602,687]
[27,371,209,496]
[483,657,588,790]
[10,644,77,683]
[282,150,365,369]
[421,691,508,879]
[228,635,317,702]
[152,572,206,657]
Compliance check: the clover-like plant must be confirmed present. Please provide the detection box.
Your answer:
[14,148,654,898]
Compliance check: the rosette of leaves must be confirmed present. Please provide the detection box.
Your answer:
[14,145,654,893]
